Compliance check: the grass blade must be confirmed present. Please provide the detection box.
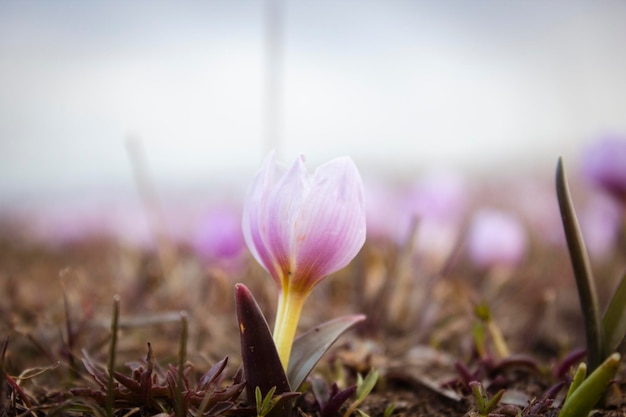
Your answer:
[564,362,587,402]
[175,312,188,417]
[107,295,120,417]
[558,353,620,417]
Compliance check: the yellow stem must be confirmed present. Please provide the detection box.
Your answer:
[273,286,288,337]
[488,320,510,359]
[272,287,308,370]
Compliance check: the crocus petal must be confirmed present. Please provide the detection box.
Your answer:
[242,152,286,286]
[243,153,367,294]
[292,157,366,291]
[262,155,311,285]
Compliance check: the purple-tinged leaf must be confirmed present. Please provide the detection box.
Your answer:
[554,347,586,379]
[489,354,541,377]
[213,381,247,402]
[235,284,292,408]
[81,349,109,389]
[188,381,246,409]
[198,356,229,391]
[320,385,356,417]
[311,377,331,409]
[288,315,365,391]
[527,397,554,414]
[113,371,140,392]
[140,343,155,409]
[453,361,479,387]
[1,337,34,410]
[542,381,566,401]
[205,401,235,416]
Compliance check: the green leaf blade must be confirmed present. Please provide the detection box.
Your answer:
[287,314,365,391]
[602,271,626,355]
[564,362,587,402]
[556,157,604,371]
[558,353,621,417]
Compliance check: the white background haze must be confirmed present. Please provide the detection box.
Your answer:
[1,1,625,203]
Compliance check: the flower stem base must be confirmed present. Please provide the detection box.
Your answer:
[273,288,308,370]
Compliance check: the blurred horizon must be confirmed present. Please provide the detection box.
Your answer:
[1,1,626,204]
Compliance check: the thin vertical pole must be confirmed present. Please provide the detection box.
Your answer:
[263,0,285,159]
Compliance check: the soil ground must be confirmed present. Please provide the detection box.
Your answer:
[1,230,625,416]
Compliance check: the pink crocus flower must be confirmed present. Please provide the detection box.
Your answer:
[404,169,468,269]
[242,152,366,368]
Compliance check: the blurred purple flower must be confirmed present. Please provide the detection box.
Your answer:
[364,180,405,242]
[580,193,622,260]
[193,205,245,261]
[467,209,527,268]
[28,199,154,249]
[364,170,467,249]
[581,135,626,202]
[513,179,565,248]
[405,169,468,222]
[405,170,468,267]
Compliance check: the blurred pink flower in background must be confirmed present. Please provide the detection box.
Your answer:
[363,169,468,275]
[513,179,565,248]
[581,134,626,203]
[466,208,527,269]
[192,203,245,262]
[579,193,622,261]
[363,179,406,243]
[404,169,468,268]
[25,198,154,249]
[406,170,468,222]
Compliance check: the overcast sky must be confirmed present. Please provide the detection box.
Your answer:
[1,1,625,201]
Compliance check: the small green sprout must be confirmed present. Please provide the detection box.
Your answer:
[469,381,504,417]
[601,270,626,357]
[383,402,395,417]
[558,353,621,417]
[353,403,395,417]
[473,302,510,359]
[564,362,587,401]
[342,369,379,417]
[255,386,279,417]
